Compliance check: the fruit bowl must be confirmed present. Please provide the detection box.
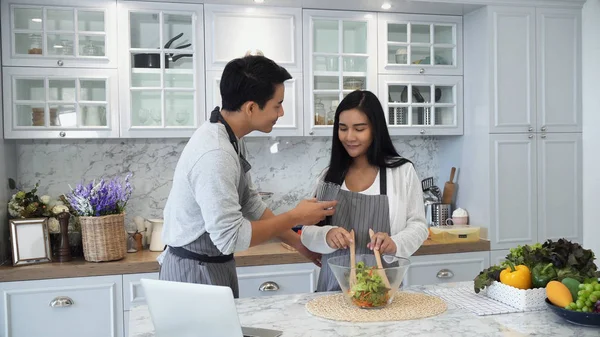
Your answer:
[328,254,410,309]
[545,298,600,327]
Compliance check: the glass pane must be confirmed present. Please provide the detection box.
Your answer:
[130,12,160,49]
[388,85,408,103]
[80,80,106,101]
[434,107,455,125]
[342,56,367,73]
[324,56,338,72]
[433,47,453,65]
[314,56,328,71]
[413,85,432,103]
[342,21,367,54]
[166,53,193,71]
[165,91,194,127]
[47,34,74,56]
[434,86,454,104]
[412,106,432,126]
[313,20,338,54]
[131,91,161,126]
[15,79,44,101]
[342,77,365,91]
[434,25,453,44]
[131,71,161,88]
[46,9,74,31]
[388,46,407,65]
[49,104,76,127]
[81,105,107,126]
[79,35,105,57]
[313,94,339,126]
[49,80,76,101]
[163,14,193,51]
[314,76,338,90]
[389,106,408,126]
[78,11,105,32]
[15,33,42,55]
[14,8,43,30]
[165,71,193,88]
[16,105,45,127]
[411,46,431,65]
[411,24,431,43]
[388,23,407,43]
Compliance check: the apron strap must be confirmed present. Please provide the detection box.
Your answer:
[209,106,252,173]
[380,167,387,195]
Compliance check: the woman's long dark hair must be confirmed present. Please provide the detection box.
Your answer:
[324,90,411,184]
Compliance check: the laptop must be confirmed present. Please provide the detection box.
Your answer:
[141,278,283,337]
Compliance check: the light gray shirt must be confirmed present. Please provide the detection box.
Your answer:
[161,122,266,255]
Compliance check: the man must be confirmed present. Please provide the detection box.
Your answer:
[159,55,337,298]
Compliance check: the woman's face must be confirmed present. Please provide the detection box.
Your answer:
[338,108,373,158]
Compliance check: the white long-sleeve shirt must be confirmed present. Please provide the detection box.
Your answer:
[300,163,428,258]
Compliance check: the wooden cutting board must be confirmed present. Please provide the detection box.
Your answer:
[442,167,456,204]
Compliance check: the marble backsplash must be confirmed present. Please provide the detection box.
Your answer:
[15,136,438,226]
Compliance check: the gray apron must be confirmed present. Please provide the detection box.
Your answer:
[159,107,251,298]
[316,168,392,292]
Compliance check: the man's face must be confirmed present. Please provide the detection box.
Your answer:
[250,83,285,133]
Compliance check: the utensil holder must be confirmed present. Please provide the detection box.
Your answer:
[431,203,452,227]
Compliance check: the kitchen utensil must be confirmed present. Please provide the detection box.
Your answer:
[349,229,357,289]
[369,229,391,290]
[148,219,165,252]
[316,181,341,203]
[421,177,434,191]
[132,33,192,68]
[431,203,452,227]
[445,216,468,225]
[429,185,442,201]
[442,167,456,204]
[545,298,600,327]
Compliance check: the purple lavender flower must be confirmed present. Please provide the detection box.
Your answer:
[66,173,134,217]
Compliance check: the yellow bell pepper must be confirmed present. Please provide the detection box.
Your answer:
[499,261,532,290]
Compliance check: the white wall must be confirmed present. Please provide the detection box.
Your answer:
[582,0,600,257]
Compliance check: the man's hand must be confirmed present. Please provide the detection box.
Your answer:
[290,198,337,226]
[367,232,397,255]
[326,227,353,250]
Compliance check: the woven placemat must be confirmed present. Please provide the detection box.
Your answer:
[306,291,447,322]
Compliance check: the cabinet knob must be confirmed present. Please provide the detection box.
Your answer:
[59,131,66,138]
[419,129,425,134]
[258,281,280,292]
[57,60,64,66]
[541,126,547,132]
[436,269,454,279]
[419,68,425,74]
[528,134,534,139]
[541,134,547,139]
[309,131,314,136]
[528,127,533,132]
[49,296,74,308]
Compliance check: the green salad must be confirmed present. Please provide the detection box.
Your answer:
[349,261,390,308]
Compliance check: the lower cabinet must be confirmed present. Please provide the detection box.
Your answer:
[123,272,159,337]
[236,263,319,298]
[404,251,490,286]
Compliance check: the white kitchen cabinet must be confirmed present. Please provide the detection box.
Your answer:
[1,0,117,69]
[377,13,462,76]
[123,272,159,337]
[303,9,377,137]
[490,250,509,266]
[404,252,489,286]
[2,66,119,139]
[378,74,463,136]
[0,275,124,337]
[204,5,302,73]
[236,263,319,298]
[117,1,205,138]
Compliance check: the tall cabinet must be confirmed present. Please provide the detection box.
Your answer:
[446,6,582,251]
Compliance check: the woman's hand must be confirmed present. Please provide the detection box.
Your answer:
[367,232,397,255]
[326,227,353,250]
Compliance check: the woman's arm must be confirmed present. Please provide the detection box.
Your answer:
[300,225,339,254]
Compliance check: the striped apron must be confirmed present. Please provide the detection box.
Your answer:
[158,107,251,299]
[316,168,392,292]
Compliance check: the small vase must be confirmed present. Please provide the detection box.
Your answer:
[57,212,72,262]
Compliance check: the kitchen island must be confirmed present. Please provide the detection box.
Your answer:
[129,281,598,337]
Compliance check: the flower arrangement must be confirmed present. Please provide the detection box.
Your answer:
[7,183,58,219]
[66,173,133,217]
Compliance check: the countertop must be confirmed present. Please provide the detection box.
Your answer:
[0,239,490,283]
[129,281,599,337]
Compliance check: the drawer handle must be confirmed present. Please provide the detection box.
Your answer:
[49,296,74,308]
[436,269,454,279]
[258,281,280,292]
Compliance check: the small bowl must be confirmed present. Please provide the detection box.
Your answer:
[328,254,410,309]
[545,298,600,327]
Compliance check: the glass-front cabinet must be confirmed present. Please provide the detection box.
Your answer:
[117,2,204,138]
[2,67,119,138]
[379,75,463,135]
[378,13,462,76]
[1,0,117,68]
[303,10,377,136]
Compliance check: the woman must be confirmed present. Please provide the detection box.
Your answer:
[301,90,428,292]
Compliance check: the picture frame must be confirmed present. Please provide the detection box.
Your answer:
[9,218,52,266]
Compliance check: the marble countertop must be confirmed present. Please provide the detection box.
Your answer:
[129,281,599,337]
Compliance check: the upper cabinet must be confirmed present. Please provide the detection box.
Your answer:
[303,10,377,137]
[377,13,463,76]
[117,1,205,138]
[1,0,117,68]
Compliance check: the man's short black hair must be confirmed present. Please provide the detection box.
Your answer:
[220,55,292,111]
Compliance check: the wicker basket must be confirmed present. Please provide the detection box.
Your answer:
[79,213,126,262]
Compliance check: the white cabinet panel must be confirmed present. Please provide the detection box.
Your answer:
[123,272,159,311]
[236,263,318,298]
[490,249,509,265]
[404,252,489,286]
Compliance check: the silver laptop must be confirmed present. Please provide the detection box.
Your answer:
[141,278,283,337]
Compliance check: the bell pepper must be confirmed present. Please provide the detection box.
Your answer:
[500,261,532,290]
[531,262,557,288]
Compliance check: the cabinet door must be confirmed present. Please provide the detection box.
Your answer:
[2,67,119,139]
[118,1,205,138]
[204,5,302,73]
[489,7,536,134]
[490,249,509,266]
[379,74,463,136]
[303,9,377,137]
[404,252,489,286]
[236,263,318,298]
[537,133,582,243]
[490,134,537,250]
[1,0,117,68]
[536,8,582,133]
[377,13,462,76]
